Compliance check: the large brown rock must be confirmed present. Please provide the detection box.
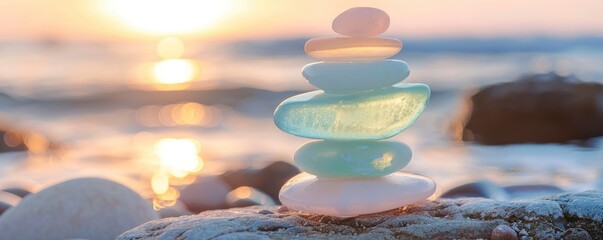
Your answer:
[458,73,603,145]
[119,191,603,240]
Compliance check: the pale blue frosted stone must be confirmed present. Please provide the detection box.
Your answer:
[302,60,410,93]
[273,83,430,140]
[294,140,411,178]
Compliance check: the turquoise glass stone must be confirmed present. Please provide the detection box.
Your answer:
[273,83,430,140]
[294,140,411,178]
[302,60,410,93]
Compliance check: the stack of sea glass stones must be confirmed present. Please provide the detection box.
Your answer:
[274,7,436,217]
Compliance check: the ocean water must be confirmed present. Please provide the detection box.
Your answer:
[1,37,603,198]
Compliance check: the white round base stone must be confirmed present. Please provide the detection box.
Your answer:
[279,172,436,217]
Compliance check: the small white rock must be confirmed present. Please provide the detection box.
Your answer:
[279,172,436,217]
[0,177,158,240]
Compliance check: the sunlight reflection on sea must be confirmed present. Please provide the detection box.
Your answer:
[1,40,603,208]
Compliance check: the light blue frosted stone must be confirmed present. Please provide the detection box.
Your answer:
[302,60,410,93]
[273,83,430,140]
[294,140,412,178]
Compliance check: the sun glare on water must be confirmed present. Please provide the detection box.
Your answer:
[133,37,203,90]
[154,138,203,177]
[147,137,205,209]
[151,37,200,89]
[104,0,236,34]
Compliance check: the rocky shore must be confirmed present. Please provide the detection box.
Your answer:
[119,191,602,240]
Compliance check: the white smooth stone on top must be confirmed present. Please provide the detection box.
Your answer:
[279,172,436,217]
[302,59,410,93]
[332,7,390,37]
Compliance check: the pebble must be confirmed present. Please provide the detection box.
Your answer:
[563,228,592,240]
[220,161,300,204]
[279,172,435,217]
[302,60,410,93]
[0,191,20,206]
[274,83,430,140]
[0,191,20,216]
[257,209,273,215]
[442,181,567,201]
[305,37,401,61]
[257,161,300,203]
[276,205,289,213]
[2,187,32,198]
[294,140,411,178]
[225,186,275,208]
[491,224,518,240]
[0,177,158,240]
[179,175,231,213]
[441,180,508,200]
[0,201,11,216]
[157,201,193,218]
[503,184,564,199]
[220,169,261,192]
[332,7,390,37]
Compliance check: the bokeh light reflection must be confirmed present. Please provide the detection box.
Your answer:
[3,131,22,148]
[225,186,276,207]
[24,133,49,154]
[151,173,170,195]
[152,187,180,210]
[154,138,203,176]
[135,102,221,128]
[149,138,205,209]
[134,37,204,91]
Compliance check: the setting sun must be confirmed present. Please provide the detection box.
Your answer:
[103,0,236,34]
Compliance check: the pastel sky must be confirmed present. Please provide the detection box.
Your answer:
[1,0,602,40]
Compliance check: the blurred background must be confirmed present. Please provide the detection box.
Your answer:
[1,0,603,215]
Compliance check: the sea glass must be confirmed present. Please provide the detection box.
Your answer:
[276,6,437,218]
[305,37,401,61]
[294,140,411,178]
[332,7,390,37]
[302,60,410,93]
[273,83,430,140]
[279,172,436,217]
